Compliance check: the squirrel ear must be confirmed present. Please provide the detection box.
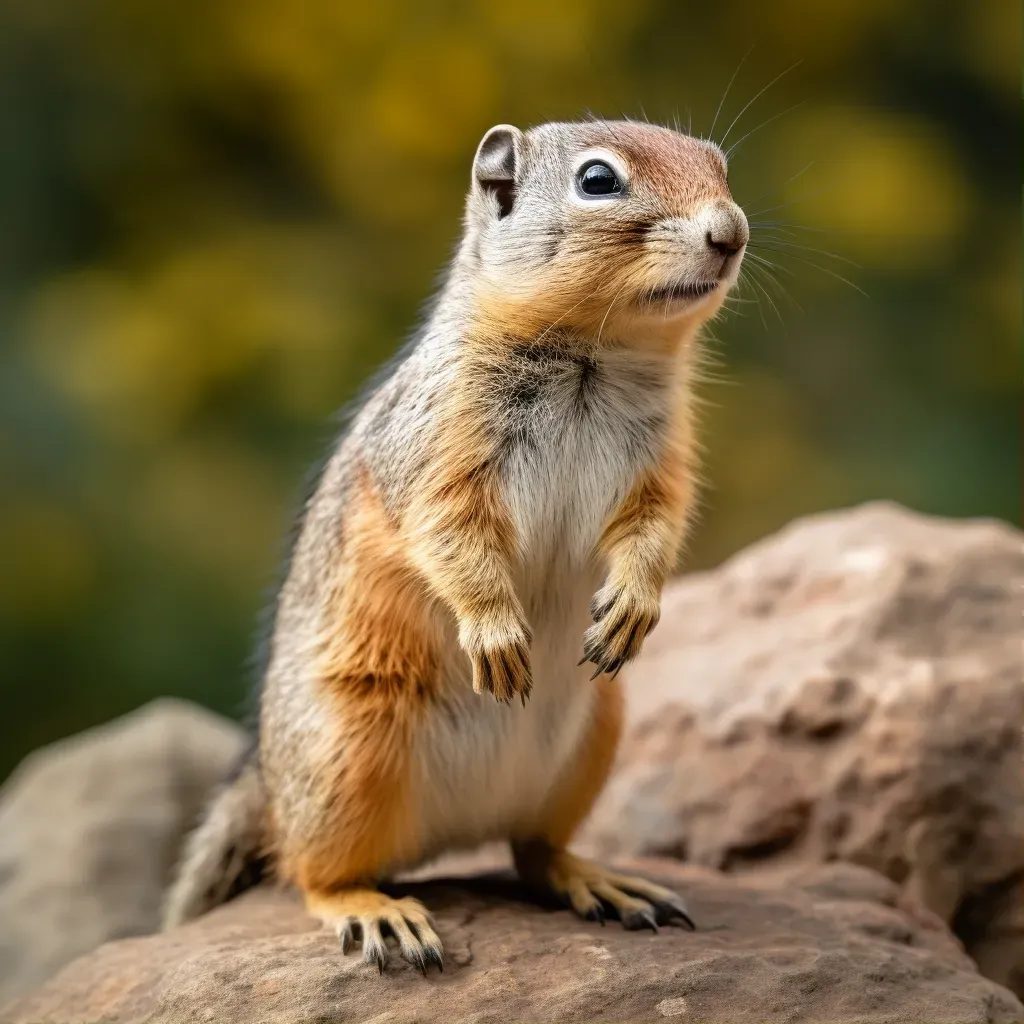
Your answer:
[472,124,522,219]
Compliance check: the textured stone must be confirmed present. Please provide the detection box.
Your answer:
[4,860,1021,1024]
[0,699,246,1001]
[582,502,1024,996]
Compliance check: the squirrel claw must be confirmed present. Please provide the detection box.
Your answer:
[514,845,694,939]
[471,636,533,705]
[579,590,659,680]
[319,893,444,978]
[362,933,388,974]
[621,907,659,933]
[650,899,697,931]
[405,947,428,976]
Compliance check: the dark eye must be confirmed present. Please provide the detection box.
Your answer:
[577,161,622,198]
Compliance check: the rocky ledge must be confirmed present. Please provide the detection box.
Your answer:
[583,501,1024,998]
[4,860,1022,1024]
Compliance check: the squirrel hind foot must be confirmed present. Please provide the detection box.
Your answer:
[306,889,444,976]
[513,843,696,933]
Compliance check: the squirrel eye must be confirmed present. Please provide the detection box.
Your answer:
[577,161,622,198]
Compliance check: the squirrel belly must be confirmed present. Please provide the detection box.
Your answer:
[165,118,745,971]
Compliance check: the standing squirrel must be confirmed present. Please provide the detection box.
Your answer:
[164,119,748,974]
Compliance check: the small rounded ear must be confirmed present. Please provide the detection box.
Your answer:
[472,124,523,219]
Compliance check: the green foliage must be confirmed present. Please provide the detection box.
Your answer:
[0,0,1018,778]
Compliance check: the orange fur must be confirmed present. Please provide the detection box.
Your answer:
[404,359,532,701]
[284,469,436,893]
[405,360,519,622]
[321,467,440,695]
[469,269,714,357]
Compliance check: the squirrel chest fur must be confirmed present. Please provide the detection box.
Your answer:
[413,341,674,854]
[165,117,749,974]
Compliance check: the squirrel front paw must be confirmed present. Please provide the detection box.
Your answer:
[461,616,533,705]
[581,583,660,679]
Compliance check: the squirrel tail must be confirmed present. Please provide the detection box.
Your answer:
[162,749,268,929]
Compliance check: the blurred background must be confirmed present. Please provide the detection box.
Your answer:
[0,0,1018,780]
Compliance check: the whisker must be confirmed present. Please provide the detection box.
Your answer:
[725,100,806,159]
[597,278,631,343]
[741,262,786,325]
[718,60,802,151]
[535,291,596,343]
[746,249,800,292]
[745,249,803,282]
[748,245,867,295]
[741,163,814,211]
[745,256,786,307]
[747,267,785,326]
[747,183,838,219]
[709,44,755,144]
[744,250,784,270]
[738,265,770,331]
[750,236,859,267]
[746,256,803,313]
[749,220,827,233]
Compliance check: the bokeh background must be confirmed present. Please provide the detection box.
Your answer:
[0,0,1018,780]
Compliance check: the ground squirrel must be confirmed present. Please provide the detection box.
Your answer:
[164,119,748,973]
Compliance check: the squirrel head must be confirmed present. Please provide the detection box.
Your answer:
[462,120,747,347]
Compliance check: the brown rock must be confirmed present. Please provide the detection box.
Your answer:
[3,860,1021,1024]
[0,699,246,1001]
[582,502,1024,996]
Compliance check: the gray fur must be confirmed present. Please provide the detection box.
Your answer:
[163,119,746,925]
[163,757,265,928]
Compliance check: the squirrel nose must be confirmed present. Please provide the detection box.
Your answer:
[706,231,741,257]
[703,204,749,258]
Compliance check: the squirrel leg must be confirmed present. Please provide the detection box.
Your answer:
[305,888,443,975]
[289,779,445,975]
[282,677,443,974]
[405,408,532,704]
[287,738,442,975]
[512,675,695,931]
[269,469,448,974]
[582,410,698,678]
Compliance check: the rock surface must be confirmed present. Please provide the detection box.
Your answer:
[582,502,1024,997]
[0,698,246,1002]
[3,860,1022,1024]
